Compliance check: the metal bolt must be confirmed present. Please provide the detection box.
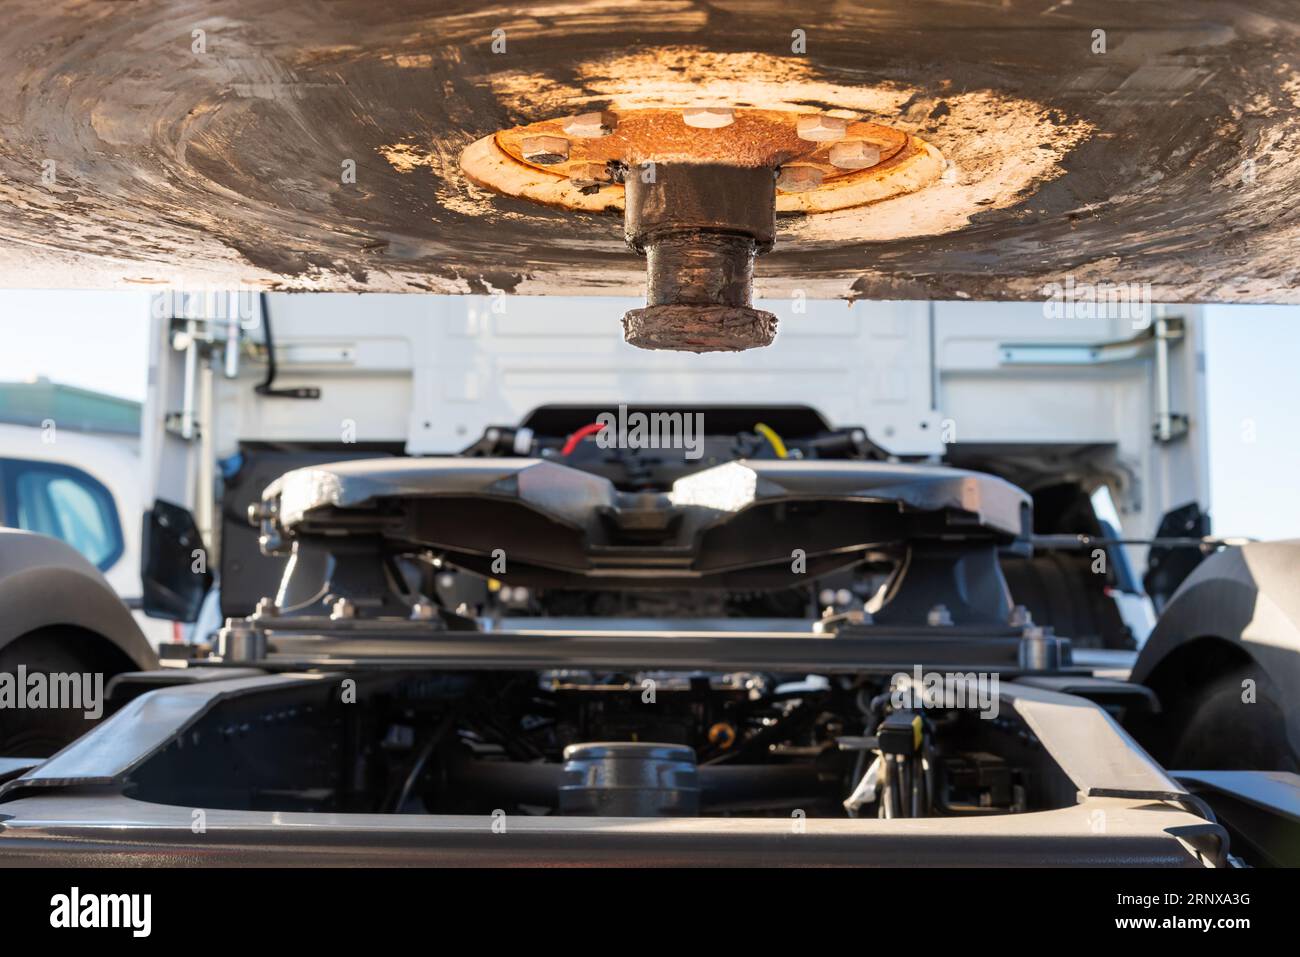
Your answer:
[217,618,265,661]
[776,165,824,192]
[1009,604,1034,628]
[409,601,437,621]
[247,500,277,525]
[253,597,278,618]
[330,597,356,620]
[1018,625,1062,671]
[521,134,570,165]
[927,604,954,627]
[682,107,734,129]
[563,111,616,138]
[797,114,847,142]
[569,162,613,189]
[829,140,882,170]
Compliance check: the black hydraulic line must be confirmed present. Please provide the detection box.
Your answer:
[390,711,456,812]
[255,292,321,399]
[701,699,820,766]
[1031,534,1253,550]
[1170,793,1235,867]
[884,756,901,819]
[910,755,921,817]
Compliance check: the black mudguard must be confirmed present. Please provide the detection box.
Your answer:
[1132,541,1300,761]
[0,528,157,671]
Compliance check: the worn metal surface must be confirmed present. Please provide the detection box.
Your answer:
[622,302,778,351]
[467,108,930,214]
[622,163,778,350]
[0,792,1207,866]
[0,1,1296,301]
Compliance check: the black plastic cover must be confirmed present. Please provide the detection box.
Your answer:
[141,499,213,622]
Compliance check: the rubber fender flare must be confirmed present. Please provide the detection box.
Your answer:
[1131,541,1300,759]
[0,528,157,671]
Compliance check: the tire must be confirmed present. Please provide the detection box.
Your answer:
[0,630,116,757]
[1000,552,1132,649]
[1166,666,1299,773]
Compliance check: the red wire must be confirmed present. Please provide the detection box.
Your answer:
[561,422,606,456]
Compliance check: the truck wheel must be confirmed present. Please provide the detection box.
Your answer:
[1166,666,1298,773]
[0,629,117,757]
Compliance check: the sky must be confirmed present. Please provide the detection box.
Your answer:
[0,290,1297,540]
[0,290,152,401]
[1200,304,1300,541]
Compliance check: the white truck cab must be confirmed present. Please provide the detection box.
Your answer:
[141,292,1208,650]
[0,420,173,647]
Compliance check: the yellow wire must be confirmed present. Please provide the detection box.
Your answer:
[753,422,788,459]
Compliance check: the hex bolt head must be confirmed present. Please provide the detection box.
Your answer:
[682,107,734,129]
[776,165,824,192]
[797,114,847,142]
[569,162,613,189]
[563,111,616,138]
[330,597,356,621]
[829,140,882,170]
[521,134,570,165]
